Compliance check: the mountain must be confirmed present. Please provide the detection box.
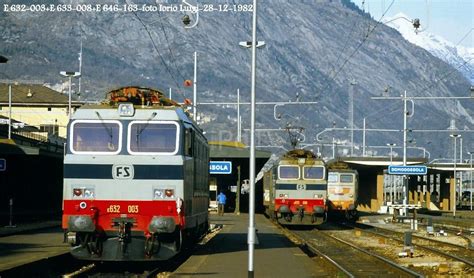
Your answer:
[385,12,474,83]
[0,0,473,159]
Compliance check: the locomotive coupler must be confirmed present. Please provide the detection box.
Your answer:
[297,207,305,221]
[112,217,136,247]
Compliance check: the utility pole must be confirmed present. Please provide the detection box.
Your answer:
[237,88,241,142]
[193,51,197,121]
[349,80,357,156]
[78,39,83,97]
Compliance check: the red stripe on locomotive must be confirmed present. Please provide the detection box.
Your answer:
[62,200,184,233]
[274,198,326,213]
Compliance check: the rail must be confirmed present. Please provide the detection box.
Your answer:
[279,224,422,277]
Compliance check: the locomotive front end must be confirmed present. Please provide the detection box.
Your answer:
[272,149,327,225]
[62,87,209,261]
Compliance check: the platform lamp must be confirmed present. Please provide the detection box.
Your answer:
[59,71,81,119]
[468,151,473,211]
[450,133,461,217]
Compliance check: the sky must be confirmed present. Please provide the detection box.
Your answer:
[351,0,473,48]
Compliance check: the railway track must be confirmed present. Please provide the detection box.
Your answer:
[61,224,223,277]
[282,226,423,277]
[418,223,474,249]
[348,222,474,268]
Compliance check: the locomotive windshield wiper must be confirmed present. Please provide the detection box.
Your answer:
[135,112,157,149]
[95,111,115,149]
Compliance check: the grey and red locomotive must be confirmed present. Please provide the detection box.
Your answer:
[62,86,209,261]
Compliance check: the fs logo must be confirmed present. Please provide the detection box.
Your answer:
[112,165,134,180]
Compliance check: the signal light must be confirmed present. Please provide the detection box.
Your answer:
[184,80,193,87]
[73,188,83,197]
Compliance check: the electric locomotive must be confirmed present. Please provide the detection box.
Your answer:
[327,161,358,220]
[264,149,327,225]
[62,86,209,261]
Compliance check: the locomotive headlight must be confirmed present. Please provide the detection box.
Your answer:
[165,189,174,198]
[154,189,164,199]
[118,103,135,117]
[314,194,323,198]
[84,188,95,199]
[279,193,288,198]
[153,188,175,199]
[73,188,83,197]
[349,194,354,198]
[72,187,95,199]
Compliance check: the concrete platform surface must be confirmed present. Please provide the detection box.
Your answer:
[0,220,60,237]
[0,227,68,272]
[171,213,324,277]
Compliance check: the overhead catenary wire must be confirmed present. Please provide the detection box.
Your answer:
[414,57,473,95]
[155,9,188,83]
[322,0,395,92]
[129,9,183,93]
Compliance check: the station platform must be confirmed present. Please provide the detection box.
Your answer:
[0,222,67,272]
[0,214,325,276]
[171,213,324,277]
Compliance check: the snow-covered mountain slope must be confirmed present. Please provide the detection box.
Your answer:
[385,12,473,83]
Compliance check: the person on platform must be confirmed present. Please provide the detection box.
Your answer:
[217,191,227,216]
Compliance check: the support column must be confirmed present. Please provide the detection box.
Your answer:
[439,173,450,211]
[373,173,384,212]
[408,176,417,204]
[449,176,455,212]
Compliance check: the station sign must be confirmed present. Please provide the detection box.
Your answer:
[388,165,427,175]
[209,161,232,174]
[0,159,6,171]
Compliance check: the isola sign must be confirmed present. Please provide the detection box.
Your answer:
[209,161,232,174]
[388,165,427,175]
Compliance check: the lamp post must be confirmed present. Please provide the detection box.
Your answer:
[450,133,461,217]
[248,0,258,276]
[468,151,473,211]
[59,71,81,119]
[349,80,357,156]
[387,143,396,204]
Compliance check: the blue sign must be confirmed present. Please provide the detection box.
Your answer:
[209,161,232,174]
[388,165,427,175]
[0,159,5,171]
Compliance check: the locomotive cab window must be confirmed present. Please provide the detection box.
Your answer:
[128,121,179,155]
[278,165,300,180]
[340,174,354,183]
[328,172,339,183]
[70,120,122,154]
[303,166,325,180]
[184,128,194,157]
